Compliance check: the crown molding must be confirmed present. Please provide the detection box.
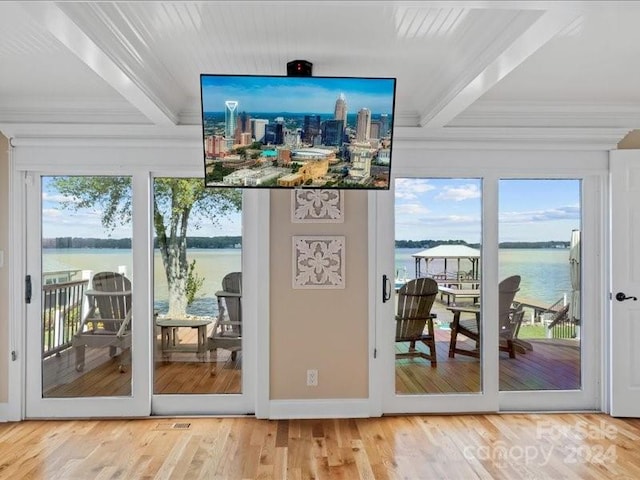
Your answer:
[452,101,640,128]
[0,123,201,148]
[2,122,628,151]
[393,126,630,150]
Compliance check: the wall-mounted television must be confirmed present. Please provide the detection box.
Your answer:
[200,74,396,189]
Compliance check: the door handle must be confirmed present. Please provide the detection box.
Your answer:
[25,274,32,304]
[615,292,637,302]
[382,274,392,303]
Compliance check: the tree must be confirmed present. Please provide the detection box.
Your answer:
[52,176,242,317]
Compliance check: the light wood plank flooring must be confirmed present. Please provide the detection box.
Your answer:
[0,413,638,479]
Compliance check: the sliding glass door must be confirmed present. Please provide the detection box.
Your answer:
[26,173,148,417]
[374,153,603,415]
[24,166,260,418]
[375,175,500,414]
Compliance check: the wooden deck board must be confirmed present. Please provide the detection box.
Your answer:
[44,299,580,397]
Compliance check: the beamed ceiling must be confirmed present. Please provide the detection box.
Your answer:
[1,1,640,149]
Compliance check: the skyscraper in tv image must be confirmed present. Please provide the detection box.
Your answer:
[355,108,371,143]
[224,100,238,150]
[303,115,321,145]
[334,93,348,142]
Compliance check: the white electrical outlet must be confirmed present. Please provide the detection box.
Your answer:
[306,369,318,386]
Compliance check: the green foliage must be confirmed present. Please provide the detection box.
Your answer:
[395,239,480,249]
[517,325,547,339]
[208,162,235,182]
[186,259,204,307]
[152,178,241,234]
[50,176,242,317]
[42,236,242,249]
[395,239,568,249]
[52,176,132,232]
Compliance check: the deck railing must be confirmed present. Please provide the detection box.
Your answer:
[540,297,577,340]
[42,279,89,358]
[550,314,577,339]
[514,296,578,340]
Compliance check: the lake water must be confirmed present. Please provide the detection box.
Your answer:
[43,248,242,316]
[396,247,572,307]
[43,247,573,315]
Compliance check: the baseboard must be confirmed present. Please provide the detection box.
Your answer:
[268,399,372,419]
[0,402,20,422]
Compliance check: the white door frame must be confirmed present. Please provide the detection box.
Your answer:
[370,148,607,415]
[9,138,269,419]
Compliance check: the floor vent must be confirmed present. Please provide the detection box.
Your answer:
[172,422,191,430]
[155,422,192,431]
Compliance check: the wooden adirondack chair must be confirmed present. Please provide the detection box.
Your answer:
[72,271,132,372]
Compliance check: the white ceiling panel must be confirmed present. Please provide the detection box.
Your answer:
[1,1,639,146]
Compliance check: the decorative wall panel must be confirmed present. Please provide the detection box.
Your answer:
[291,189,344,223]
[292,236,345,289]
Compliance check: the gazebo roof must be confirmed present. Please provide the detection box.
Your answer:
[412,245,480,259]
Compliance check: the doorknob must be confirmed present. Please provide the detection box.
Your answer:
[615,292,638,302]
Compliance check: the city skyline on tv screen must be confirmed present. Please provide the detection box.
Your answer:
[200,74,396,190]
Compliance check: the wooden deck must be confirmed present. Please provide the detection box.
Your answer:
[43,298,579,398]
[43,329,241,397]
[395,299,580,393]
[396,333,580,394]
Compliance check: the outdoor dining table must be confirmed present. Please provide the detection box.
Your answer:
[438,286,481,305]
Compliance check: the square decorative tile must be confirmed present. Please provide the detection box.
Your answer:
[292,236,345,289]
[291,189,344,223]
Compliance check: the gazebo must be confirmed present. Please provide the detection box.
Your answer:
[412,245,481,280]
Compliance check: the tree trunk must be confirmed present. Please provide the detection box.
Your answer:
[164,241,189,318]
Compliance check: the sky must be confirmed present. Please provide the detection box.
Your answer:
[41,177,242,239]
[200,75,396,114]
[395,178,581,243]
[42,177,580,243]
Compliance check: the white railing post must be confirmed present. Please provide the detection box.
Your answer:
[81,270,93,317]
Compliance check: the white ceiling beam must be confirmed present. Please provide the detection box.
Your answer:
[19,1,176,126]
[420,6,581,128]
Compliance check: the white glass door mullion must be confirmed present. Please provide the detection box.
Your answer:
[481,175,500,406]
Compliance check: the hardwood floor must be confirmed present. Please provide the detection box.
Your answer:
[0,413,638,479]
